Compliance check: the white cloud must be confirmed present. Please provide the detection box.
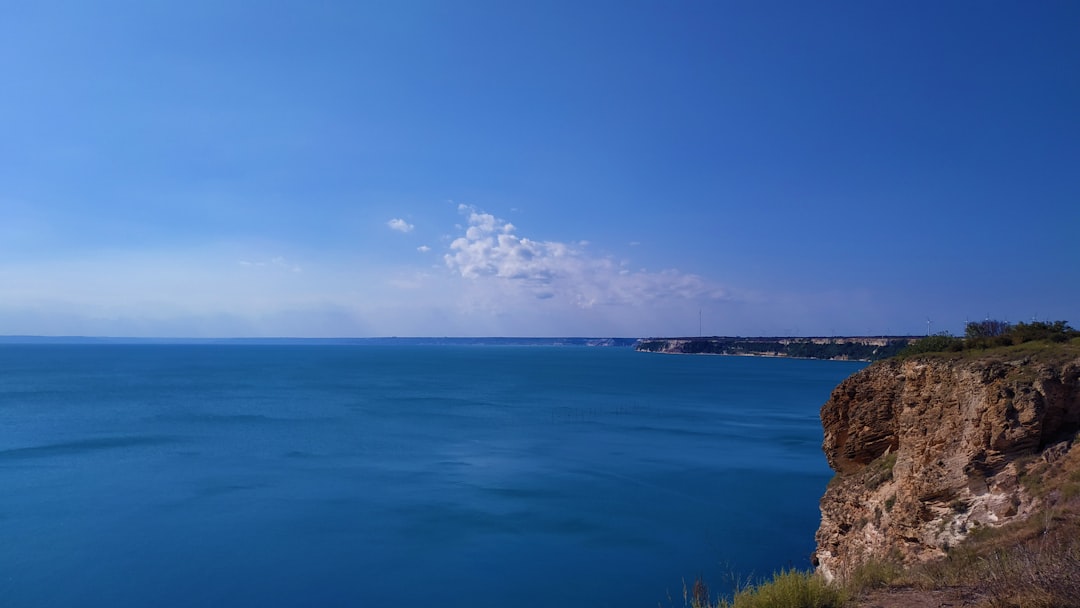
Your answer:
[417,245,431,253]
[387,218,414,233]
[238,256,302,273]
[444,206,727,309]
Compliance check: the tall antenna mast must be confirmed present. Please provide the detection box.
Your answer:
[926,317,932,336]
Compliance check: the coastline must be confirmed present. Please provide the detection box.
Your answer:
[634,336,918,362]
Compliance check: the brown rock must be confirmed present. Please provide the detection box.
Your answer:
[815,355,1080,581]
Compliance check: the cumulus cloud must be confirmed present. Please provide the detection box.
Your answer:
[417,245,431,253]
[387,218,414,233]
[445,206,566,283]
[444,205,727,308]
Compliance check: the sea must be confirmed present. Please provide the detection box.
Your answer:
[0,343,865,607]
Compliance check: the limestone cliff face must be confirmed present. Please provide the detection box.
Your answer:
[814,353,1080,581]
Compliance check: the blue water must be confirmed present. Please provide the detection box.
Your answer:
[0,345,864,607]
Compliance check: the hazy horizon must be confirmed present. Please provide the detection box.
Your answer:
[3,2,1077,338]
[0,333,927,343]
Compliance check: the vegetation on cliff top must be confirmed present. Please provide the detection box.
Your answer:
[896,320,1080,359]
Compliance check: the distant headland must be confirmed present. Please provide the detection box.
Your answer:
[634,336,919,361]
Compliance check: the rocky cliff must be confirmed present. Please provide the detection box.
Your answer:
[814,349,1080,581]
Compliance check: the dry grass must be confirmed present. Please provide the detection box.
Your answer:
[718,570,846,608]
[674,510,1080,608]
[667,571,847,608]
[979,535,1080,608]
[845,558,905,595]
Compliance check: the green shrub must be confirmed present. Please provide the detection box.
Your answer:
[845,557,904,594]
[717,569,846,608]
[1019,460,1051,496]
[898,333,963,356]
[965,319,1013,340]
[864,452,898,490]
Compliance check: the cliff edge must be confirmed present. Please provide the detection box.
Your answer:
[814,347,1080,582]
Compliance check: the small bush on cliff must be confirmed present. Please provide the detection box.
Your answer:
[846,557,904,593]
[675,571,845,608]
[897,333,963,357]
[965,319,1013,340]
[863,452,897,490]
[718,570,846,608]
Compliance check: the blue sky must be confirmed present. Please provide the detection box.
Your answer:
[2,1,1078,337]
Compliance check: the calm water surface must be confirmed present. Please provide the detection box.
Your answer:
[0,345,864,607]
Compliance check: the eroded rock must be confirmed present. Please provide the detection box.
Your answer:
[814,355,1080,581]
